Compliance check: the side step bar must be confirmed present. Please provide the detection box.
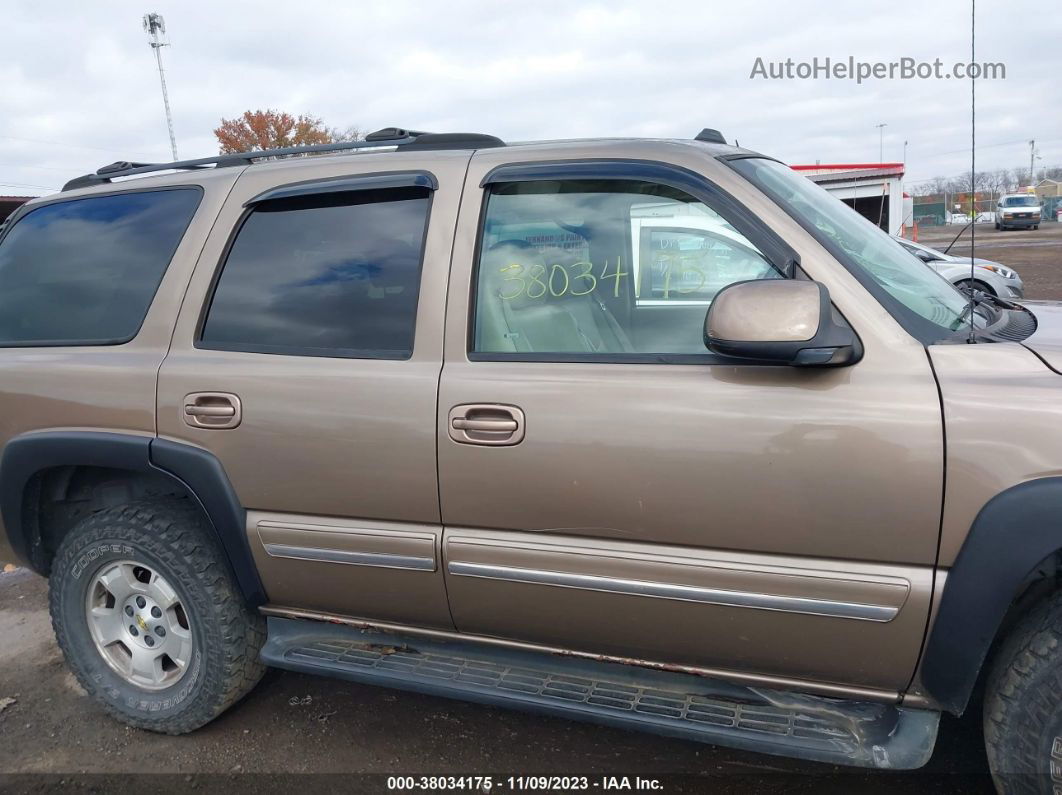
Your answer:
[261,617,939,770]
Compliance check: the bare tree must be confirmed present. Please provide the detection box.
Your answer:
[330,126,364,142]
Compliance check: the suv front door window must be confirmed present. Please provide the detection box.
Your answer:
[473,180,783,358]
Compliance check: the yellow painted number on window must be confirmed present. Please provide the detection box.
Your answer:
[676,263,707,295]
[600,256,627,299]
[525,264,548,299]
[569,261,597,296]
[548,263,570,297]
[498,263,525,300]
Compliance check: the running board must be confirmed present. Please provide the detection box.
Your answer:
[261,617,939,770]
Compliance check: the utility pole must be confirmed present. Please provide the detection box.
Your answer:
[1029,139,1036,189]
[876,123,887,162]
[143,13,178,161]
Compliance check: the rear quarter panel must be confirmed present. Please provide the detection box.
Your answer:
[0,169,241,560]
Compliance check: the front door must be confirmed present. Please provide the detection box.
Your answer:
[157,153,470,629]
[437,145,941,692]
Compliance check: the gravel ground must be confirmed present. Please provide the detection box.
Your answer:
[1,224,1058,792]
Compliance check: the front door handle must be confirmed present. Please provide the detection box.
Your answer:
[451,417,518,433]
[183,392,242,429]
[185,405,235,418]
[448,404,525,446]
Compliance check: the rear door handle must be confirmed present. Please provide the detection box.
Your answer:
[448,404,525,446]
[183,392,242,429]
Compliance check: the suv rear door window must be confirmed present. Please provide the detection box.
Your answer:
[200,187,431,359]
[0,188,200,345]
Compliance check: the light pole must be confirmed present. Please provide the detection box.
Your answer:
[1029,140,1035,189]
[143,12,178,161]
[876,123,887,162]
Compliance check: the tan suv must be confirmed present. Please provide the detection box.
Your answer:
[1,126,1060,791]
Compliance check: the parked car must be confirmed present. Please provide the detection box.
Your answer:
[893,235,1024,299]
[996,193,1042,230]
[2,127,1062,792]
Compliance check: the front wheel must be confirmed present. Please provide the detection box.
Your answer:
[984,589,1062,793]
[48,501,265,734]
[957,279,996,297]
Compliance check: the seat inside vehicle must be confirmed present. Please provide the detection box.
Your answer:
[477,240,633,354]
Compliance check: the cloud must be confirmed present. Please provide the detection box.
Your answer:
[0,0,1059,194]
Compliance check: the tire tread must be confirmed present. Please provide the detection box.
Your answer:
[48,500,265,734]
[984,588,1062,793]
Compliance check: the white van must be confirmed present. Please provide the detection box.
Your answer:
[996,193,1042,230]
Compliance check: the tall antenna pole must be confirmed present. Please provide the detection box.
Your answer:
[968,0,977,343]
[875,123,887,162]
[143,13,178,161]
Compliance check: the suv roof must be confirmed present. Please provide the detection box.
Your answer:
[59,126,740,194]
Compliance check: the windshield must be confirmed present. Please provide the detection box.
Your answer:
[1002,196,1039,207]
[731,158,985,333]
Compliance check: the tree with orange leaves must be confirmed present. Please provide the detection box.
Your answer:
[213,109,360,154]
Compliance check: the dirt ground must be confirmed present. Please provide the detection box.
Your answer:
[1,224,1059,792]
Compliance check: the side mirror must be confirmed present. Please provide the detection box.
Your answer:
[704,280,861,367]
[912,249,938,263]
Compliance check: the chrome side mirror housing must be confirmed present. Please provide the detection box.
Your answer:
[704,280,862,367]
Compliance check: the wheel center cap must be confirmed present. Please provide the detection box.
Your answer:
[135,614,149,632]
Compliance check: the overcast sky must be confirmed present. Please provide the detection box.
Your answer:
[1,1,1059,196]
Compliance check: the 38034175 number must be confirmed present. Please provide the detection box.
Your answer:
[495,256,710,301]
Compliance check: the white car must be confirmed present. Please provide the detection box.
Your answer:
[893,236,1024,300]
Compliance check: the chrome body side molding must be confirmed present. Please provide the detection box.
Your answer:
[447,561,899,622]
[264,542,435,571]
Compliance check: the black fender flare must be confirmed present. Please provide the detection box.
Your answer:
[0,431,266,606]
[921,477,1062,714]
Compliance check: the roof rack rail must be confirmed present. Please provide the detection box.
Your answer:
[61,127,505,191]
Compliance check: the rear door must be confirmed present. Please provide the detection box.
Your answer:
[157,151,472,629]
[437,144,942,693]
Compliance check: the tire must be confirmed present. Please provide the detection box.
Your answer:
[48,501,265,734]
[984,588,1062,794]
[958,279,996,297]
[996,222,1001,230]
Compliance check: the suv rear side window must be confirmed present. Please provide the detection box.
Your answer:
[0,188,200,345]
[200,187,430,359]
[472,180,781,358]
